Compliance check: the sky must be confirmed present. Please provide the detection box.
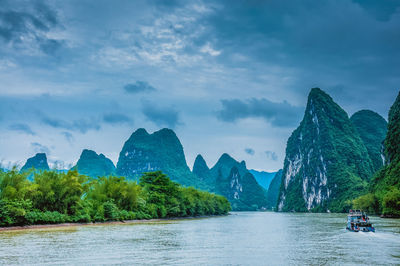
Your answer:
[0,0,399,172]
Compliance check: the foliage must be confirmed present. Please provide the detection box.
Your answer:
[353,91,400,217]
[350,110,387,172]
[0,169,230,227]
[385,91,400,163]
[352,193,379,214]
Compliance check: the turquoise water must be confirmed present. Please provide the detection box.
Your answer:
[1,212,400,265]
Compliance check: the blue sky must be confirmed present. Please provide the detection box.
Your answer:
[0,0,399,171]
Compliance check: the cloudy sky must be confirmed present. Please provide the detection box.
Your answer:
[0,0,398,171]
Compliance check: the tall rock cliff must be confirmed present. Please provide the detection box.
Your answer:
[21,153,50,172]
[351,110,387,172]
[278,88,374,212]
[116,128,204,188]
[73,149,115,178]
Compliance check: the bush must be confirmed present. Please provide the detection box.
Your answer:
[0,199,32,226]
[25,211,69,224]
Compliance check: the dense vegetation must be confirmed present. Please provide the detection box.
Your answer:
[350,110,387,173]
[353,92,400,217]
[278,88,374,213]
[0,169,230,227]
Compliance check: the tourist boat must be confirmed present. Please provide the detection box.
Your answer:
[346,210,375,232]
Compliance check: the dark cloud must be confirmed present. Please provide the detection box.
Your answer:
[124,81,156,94]
[103,113,133,125]
[142,101,181,128]
[217,98,303,127]
[352,0,400,21]
[31,142,50,154]
[8,123,36,135]
[265,151,278,161]
[0,0,63,55]
[245,148,255,155]
[41,116,100,133]
[61,131,74,144]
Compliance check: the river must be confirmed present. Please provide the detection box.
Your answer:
[1,212,399,265]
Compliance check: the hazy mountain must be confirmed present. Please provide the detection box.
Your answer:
[192,154,210,181]
[266,169,283,209]
[277,88,374,212]
[116,128,205,189]
[21,153,50,172]
[211,153,267,211]
[249,169,277,190]
[73,149,115,178]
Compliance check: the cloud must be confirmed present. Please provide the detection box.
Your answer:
[61,131,74,144]
[41,116,100,133]
[244,148,255,155]
[123,81,156,94]
[265,151,278,161]
[200,42,221,56]
[8,123,36,135]
[103,113,133,125]
[0,0,64,55]
[216,98,303,127]
[31,142,50,155]
[142,101,182,128]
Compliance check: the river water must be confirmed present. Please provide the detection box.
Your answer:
[0,212,399,265]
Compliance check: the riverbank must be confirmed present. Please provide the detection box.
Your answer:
[0,214,228,232]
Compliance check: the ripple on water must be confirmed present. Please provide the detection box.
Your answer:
[0,212,400,265]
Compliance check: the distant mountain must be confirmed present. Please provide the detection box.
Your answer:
[277,88,374,212]
[192,154,210,181]
[116,128,206,189]
[21,153,50,172]
[249,169,277,190]
[351,110,387,172]
[266,169,282,209]
[73,149,115,178]
[210,153,267,211]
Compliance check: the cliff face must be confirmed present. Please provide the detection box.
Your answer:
[73,149,115,178]
[351,110,387,172]
[278,88,374,212]
[116,128,204,188]
[21,153,50,172]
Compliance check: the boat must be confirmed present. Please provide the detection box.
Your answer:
[346,210,375,232]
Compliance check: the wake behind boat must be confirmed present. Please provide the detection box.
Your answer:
[346,210,375,232]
